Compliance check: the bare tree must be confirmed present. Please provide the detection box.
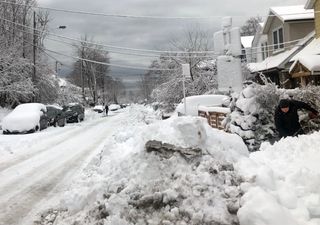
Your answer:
[240,16,263,36]
[69,36,110,104]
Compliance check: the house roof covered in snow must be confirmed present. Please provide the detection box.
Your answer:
[263,5,314,34]
[248,31,315,73]
[241,36,254,48]
[290,36,320,62]
[305,0,315,9]
[289,55,320,74]
[248,47,298,72]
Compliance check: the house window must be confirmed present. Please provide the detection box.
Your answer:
[273,27,284,51]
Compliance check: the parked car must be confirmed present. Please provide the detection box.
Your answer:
[109,104,121,111]
[2,103,49,134]
[46,105,66,127]
[93,105,104,113]
[63,103,85,123]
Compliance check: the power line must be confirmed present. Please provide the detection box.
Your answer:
[0,17,217,55]
[0,0,315,20]
[5,22,308,69]
[14,25,218,59]
[42,46,178,71]
[1,16,310,57]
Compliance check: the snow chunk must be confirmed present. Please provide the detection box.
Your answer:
[238,187,299,225]
[237,131,320,225]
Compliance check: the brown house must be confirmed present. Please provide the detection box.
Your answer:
[305,0,320,37]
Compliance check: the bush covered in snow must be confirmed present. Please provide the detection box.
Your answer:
[225,82,320,151]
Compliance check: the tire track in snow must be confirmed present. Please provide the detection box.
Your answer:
[0,114,121,225]
[0,117,106,172]
[0,138,103,225]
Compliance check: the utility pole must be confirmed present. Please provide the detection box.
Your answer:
[33,11,36,84]
[182,64,191,115]
[81,48,85,101]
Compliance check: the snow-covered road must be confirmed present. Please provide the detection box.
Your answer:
[0,112,120,225]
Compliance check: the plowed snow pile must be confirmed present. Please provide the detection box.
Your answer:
[38,105,248,225]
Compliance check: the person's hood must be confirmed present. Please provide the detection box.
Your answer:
[278,99,290,109]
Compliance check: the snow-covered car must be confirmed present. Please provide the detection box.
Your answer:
[109,104,121,111]
[2,103,49,134]
[175,95,230,116]
[63,103,85,123]
[46,105,66,127]
[93,105,104,113]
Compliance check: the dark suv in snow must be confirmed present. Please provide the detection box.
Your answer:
[63,103,85,123]
[46,105,66,127]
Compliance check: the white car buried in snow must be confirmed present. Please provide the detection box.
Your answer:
[109,104,121,111]
[2,103,49,134]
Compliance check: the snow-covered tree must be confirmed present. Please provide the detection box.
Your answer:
[240,16,263,36]
[146,27,217,108]
[226,80,320,151]
[69,36,110,104]
[0,0,57,107]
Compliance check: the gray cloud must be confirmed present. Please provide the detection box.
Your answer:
[39,0,307,78]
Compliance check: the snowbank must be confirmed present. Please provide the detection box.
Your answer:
[48,106,248,225]
[237,132,320,225]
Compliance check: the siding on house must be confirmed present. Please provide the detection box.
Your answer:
[266,17,289,54]
[315,0,320,38]
[289,21,315,40]
[266,18,314,56]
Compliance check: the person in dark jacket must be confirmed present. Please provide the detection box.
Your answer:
[274,99,318,138]
[105,104,109,116]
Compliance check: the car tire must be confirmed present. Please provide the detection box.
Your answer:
[58,118,66,127]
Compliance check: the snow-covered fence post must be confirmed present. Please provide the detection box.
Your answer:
[182,64,191,114]
[214,17,243,93]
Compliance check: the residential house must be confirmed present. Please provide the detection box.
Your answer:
[288,0,320,86]
[241,36,254,63]
[251,23,268,63]
[248,5,314,87]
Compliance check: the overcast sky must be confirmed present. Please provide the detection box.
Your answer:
[38,0,307,78]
